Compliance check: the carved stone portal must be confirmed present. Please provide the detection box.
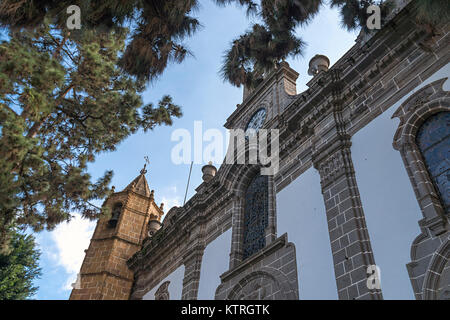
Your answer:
[239,281,267,300]
[215,234,298,300]
[230,273,279,300]
[154,281,170,300]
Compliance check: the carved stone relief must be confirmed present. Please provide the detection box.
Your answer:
[154,281,170,300]
[215,234,298,300]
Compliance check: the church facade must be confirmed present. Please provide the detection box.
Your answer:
[70,1,449,300]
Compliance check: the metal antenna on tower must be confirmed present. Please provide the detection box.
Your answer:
[183,161,194,206]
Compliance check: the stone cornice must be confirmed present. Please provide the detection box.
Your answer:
[278,2,435,161]
[80,271,133,283]
[103,189,164,217]
[91,235,141,247]
[127,186,234,271]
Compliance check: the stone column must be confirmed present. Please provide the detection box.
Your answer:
[229,196,245,269]
[313,134,383,300]
[181,244,204,300]
[266,175,277,246]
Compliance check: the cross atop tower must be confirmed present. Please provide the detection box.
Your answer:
[141,156,150,175]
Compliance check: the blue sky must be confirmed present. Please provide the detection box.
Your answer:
[29,1,391,300]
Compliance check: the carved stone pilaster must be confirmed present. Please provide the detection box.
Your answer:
[313,134,383,300]
[229,196,245,270]
[315,138,353,190]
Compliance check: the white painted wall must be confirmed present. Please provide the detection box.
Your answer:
[275,64,449,300]
[197,229,232,299]
[276,168,338,300]
[351,63,450,299]
[142,265,185,300]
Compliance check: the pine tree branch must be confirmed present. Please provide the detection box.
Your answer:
[61,44,77,65]
[1,104,19,117]
[47,31,70,60]
[86,201,102,210]
[26,84,74,138]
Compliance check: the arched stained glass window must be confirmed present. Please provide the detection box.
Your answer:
[416,111,450,213]
[243,174,269,259]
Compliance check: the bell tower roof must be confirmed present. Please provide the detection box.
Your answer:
[124,164,151,197]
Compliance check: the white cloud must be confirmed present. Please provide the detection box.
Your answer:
[159,185,182,215]
[48,214,96,291]
[161,196,181,213]
[168,186,177,194]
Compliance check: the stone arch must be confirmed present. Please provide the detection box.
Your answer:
[392,78,449,220]
[218,113,276,193]
[217,140,261,194]
[108,202,123,228]
[423,237,450,300]
[223,161,278,269]
[394,103,449,148]
[215,165,249,196]
[232,164,262,197]
[226,268,296,300]
[392,77,450,299]
[219,135,277,198]
[392,78,448,148]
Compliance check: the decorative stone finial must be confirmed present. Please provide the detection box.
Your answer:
[202,162,217,183]
[147,219,162,238]
[308,54,330,76]
[160,203,164,211]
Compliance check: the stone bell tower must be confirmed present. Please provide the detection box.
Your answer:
[69,165,164,300]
